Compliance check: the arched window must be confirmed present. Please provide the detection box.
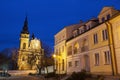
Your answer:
[22,57,25,61]
[23,43,26,49]
[74,42,79,54]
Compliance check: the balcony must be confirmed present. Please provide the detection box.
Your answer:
[81,46,88,52]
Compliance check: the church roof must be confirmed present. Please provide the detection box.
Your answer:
[21,16,29,34]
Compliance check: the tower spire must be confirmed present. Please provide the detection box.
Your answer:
[21,16,29,34]
[32,33,35,39]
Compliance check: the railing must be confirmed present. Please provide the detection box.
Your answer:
[81,46,88,52]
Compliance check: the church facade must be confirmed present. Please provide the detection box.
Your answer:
[17,17,44,70]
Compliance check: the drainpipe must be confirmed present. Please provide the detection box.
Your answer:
[105,21,118,76]
[65,43,67,75]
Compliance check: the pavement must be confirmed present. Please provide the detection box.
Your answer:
[0,75,45,80]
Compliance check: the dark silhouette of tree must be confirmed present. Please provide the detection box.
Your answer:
[0,48,18,70]
[41,42,54,74]
[41,42,53,57]
[0,52,10,70]
[11,48,18,70]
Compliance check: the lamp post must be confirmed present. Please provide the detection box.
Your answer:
[53,54,56,73]
[53,54,61,80]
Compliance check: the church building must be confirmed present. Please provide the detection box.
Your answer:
[17,16,44,70]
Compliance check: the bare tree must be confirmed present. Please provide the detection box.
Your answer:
[11,48,18,70]
[41,41,54,74]
[41,42,53,57]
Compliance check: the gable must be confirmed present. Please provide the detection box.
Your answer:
[98,7,114,17]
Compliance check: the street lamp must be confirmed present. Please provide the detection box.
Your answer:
[53,54,61,80]
[53,54,56,73]
[53,54,56,58]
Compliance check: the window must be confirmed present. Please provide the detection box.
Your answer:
[62,46,64,52]
[22,57,25,61]
[63,35,65,39]
[86,25,90,30]
[67,46,72,56]
[81,38,88,52]
[74,43,79,54]
[68,62,72,67]
[95,53,99,66]
[79,29,82,34]
[62,59,64,71]
[23,43,26,49]
[56,61,58,71]
[93,33,98,44]
[56,49,58,55]
[79,27,84,34]
[73,30,78,37]
[59,47,61,55]
[75,61,79,67]
[104,51,111,64]
[107,14,110,20]
[102,17,105,22]
[102,29,108,40]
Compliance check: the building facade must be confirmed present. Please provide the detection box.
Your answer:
[18,16,44,70]
[54,7,120,75]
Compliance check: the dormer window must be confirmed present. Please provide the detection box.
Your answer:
[102,17,105,22]
[79,28,84,34]
[73,30,78,37]
[107,14,110,20]
[86,25,90,30]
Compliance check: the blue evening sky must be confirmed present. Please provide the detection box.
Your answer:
[0,0,120,51]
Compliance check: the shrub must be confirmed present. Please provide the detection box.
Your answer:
[97,75,104,80]
[66,70,91,80]
[44,72,56,78]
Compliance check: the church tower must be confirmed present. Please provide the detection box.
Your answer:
[18,16,31,70]
[20,16,29,50]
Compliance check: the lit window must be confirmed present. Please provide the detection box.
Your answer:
[68,62,72,67]
[75,61,79,67]
[95,53,99,66]
[74,43,79,54]
[102,29,108,40]
[93,33,98,44]
[104,51,111,64]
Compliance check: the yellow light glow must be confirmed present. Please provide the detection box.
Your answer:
[53,54,56,58]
